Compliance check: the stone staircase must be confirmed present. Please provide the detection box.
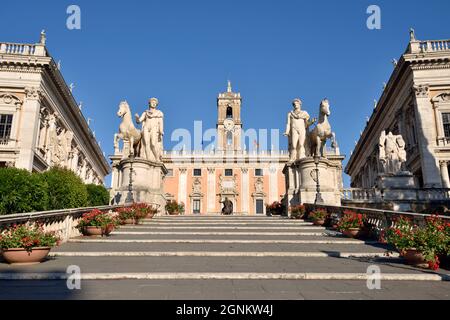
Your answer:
[0,215,449,299]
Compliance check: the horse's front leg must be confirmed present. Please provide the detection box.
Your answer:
[315,136,321,158]
[129,136,134,156]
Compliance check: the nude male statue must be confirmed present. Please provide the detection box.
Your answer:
[284,98,310,161]
[135,97,164,162]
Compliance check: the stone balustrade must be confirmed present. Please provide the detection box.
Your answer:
[409,38,450,54]
[0,42,46,56]
[0,205,130,243]
[304,203,450,235]
[0,138,17,148]
[341,187,450,203]
[162,149,289,157]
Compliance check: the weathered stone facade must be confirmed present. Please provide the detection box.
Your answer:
[345,32,450,210]
[0,32,109,183]
[347,32,450,188]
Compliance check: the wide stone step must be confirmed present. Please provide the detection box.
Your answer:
[0,256,447,275]
[53,242,390,253]
[111,231,328,236]
[120,225,326,231]
[68,238,375,244]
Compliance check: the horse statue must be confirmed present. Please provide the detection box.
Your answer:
[308,98,333,158]
[114,101,142,157]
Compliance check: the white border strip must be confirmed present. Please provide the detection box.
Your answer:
[112,231,326,236]
[49,251,399,258]
[67,239,374,244]
[0,272,448,281]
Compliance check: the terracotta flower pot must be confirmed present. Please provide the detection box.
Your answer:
[103,224,114,236]
[343,228,360,238]
[404,248,427,267]
[1,247,51,265]
[123,218,136,225]
[81,226,103,236]
[313,219,325,226]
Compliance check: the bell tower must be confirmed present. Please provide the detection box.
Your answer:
[216,81,242,151]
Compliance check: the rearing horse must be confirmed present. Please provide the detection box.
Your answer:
[309,99,333,158]
[114,101,142,157]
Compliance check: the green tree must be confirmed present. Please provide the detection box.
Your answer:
[0,168,48,214]
[86,183,110,206]
[43,167,88,210]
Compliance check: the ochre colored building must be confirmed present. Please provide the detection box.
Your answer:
[162,82,289,214]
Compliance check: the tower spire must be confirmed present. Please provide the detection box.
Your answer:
[227,80,232,93]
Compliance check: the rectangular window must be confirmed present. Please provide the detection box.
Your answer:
[0,114,13,140]
[443,113,450,138]
[255,168,263,176]
[166,169,174,177]
[193,168,202,176]
[256,199,264,214]
[224,169,233,176]
[193,199,201,214]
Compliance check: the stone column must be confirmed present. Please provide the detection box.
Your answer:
[15,87,42,171]
[178,168,187,209]
[413,84,442,187]
[241,168,249,214]
[440,161,450,188]
[269,165,278,203]
[207,167,216,213]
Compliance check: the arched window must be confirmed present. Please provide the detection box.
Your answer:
[226,106,233,119]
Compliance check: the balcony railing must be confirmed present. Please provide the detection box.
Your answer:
[341,187,450,202]
[0,42,46,56]
[410,39,450,54]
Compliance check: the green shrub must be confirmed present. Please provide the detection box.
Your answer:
[86,184,109,206]
[43,167,88,210]
[0,168,48,215]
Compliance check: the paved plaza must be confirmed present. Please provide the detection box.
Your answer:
[0,215,449,300]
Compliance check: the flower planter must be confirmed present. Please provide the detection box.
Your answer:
[313,219,325,226]
[404,248,427,268]
[1,247,51,265]
[342,228,360,238]
[81,226,103,237]
[123,218,137,225]
[103,224,114,236]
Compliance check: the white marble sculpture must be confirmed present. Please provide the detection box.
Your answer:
[135,98,164,163]
[284,98,310,161]
[114,101,142,158]
[308,99,333,158]
[379,130,407,175]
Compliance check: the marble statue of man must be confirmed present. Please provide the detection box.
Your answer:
[284,98,310,161]
[379,131,407,175]
[135,97,164,162]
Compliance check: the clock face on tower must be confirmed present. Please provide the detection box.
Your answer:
[223,118,235,132]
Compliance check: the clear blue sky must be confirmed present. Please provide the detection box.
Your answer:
[1,0,450,187]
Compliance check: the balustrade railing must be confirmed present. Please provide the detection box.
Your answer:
[304,203,450,236]
[0,204,131,243]
[0,42,46,56]
[341,187,450,202]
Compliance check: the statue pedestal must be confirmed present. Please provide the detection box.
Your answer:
[375,172,418,211]
[283,156,344,215]
[111,157,168,215]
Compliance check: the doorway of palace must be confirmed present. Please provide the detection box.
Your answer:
[192,199,201,214]
[255,199,264,214]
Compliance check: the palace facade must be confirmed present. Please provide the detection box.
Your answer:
[346,31,450,191]
[0,32,109,183]
[162,82,289,214]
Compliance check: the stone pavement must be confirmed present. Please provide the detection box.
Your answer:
[0,215,449,300]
